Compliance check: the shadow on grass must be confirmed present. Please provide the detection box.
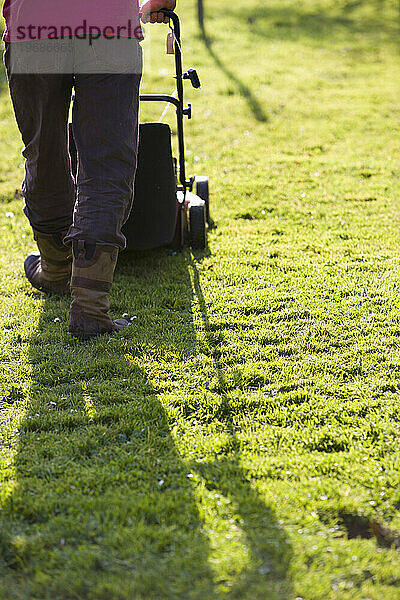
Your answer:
[188,255,292,596]
[196,0,268,123]
[233,0,399,46]
[195,0,398,124]
[1,249,291,599]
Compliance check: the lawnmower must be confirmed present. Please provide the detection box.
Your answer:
[69,9,209,251]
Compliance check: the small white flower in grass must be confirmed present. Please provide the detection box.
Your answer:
[187,473,194,479]
[122,313,129,318]
[313,172,320,177]
[300,192,306,198]
[158,479,165,487]
[53,318,61,323]
[22,234,26,238]
[130,316,137,321]
[194,156,200,163]
[261,210,266,215]
[320,495,328,500]
[5,212,15,218]
[258,565,271,575]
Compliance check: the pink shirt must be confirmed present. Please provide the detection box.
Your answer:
[3,0,143,42]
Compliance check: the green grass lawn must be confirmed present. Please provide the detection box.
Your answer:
[1,0,400,598]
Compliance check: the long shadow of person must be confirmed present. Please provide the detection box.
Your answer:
[1,249,291,599]
[1,249,214,599]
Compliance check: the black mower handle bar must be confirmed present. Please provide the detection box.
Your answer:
[139,9,187,190]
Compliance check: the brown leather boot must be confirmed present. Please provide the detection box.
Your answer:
[68,240,128,341]
[24,230,72,296]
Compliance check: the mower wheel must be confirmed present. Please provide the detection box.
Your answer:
[195,176,210,224]
[189,200,207,250]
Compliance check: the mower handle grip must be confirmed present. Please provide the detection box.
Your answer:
[159,9,179,23]
[139,9,180,34]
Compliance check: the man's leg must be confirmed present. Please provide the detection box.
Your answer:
[5,44,76,234]
[4,43,75,295]
[66,42,142,339]
[66,46,142,248]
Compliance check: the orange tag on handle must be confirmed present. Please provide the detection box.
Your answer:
[166,32,174,54]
